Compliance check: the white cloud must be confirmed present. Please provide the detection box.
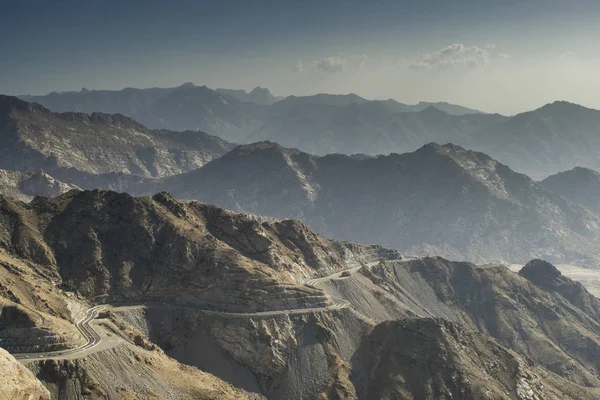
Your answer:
[294,55,368,73]
[404,44,510,71]
[559,51,577,59]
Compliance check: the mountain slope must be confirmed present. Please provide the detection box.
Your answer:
[162,141,600,267]
[21,85,491,154]
[0,190,393,310]
[342,257,600,394]
[22,85,600,178]
[0,95,234,188]
[0,169,79,202]
[541,167,600,213]
[3,191,600,398]
[411,101,486,115]
[352,318,558,400]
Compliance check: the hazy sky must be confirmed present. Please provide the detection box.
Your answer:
[2,0,600,114]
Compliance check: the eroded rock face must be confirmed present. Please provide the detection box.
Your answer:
[0,347,50,400]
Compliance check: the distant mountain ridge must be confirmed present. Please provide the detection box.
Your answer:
[0,169,79,202]
[216,86,281,105]
[21,83,266,142]
[470,100,600,178]
[541,167,600,213]
[154,141,600,268]
[20,84,486,145]
[0,94,234,188]
[18,88,600,179]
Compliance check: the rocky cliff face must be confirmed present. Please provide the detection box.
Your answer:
[28,344,258,400]
[159,141,600,267]
[0,95,234,188]
[0,348,50,400]
[352,318,554,400]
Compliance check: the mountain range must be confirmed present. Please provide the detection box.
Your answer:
[3,190,600,398]
[3,95,600,268]
[0,96,599,395]
[18,85,600,179]
[150,141,600,268]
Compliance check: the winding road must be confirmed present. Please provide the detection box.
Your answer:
[12,258,407,363]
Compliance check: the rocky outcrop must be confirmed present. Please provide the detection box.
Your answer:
[519,259,600,319]
[0,347,50,400]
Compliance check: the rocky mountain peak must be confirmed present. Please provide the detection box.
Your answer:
[233,140,286,154]
[88,112,147,130]
[519,259,600,319]
[541,166,600,213]
[0,94,45,115]
[535,100,597,117]
[544,166,600,183]
[417,105,449,117]
[519,259,562,283]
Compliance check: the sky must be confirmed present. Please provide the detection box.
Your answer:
[1,0,600,114]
